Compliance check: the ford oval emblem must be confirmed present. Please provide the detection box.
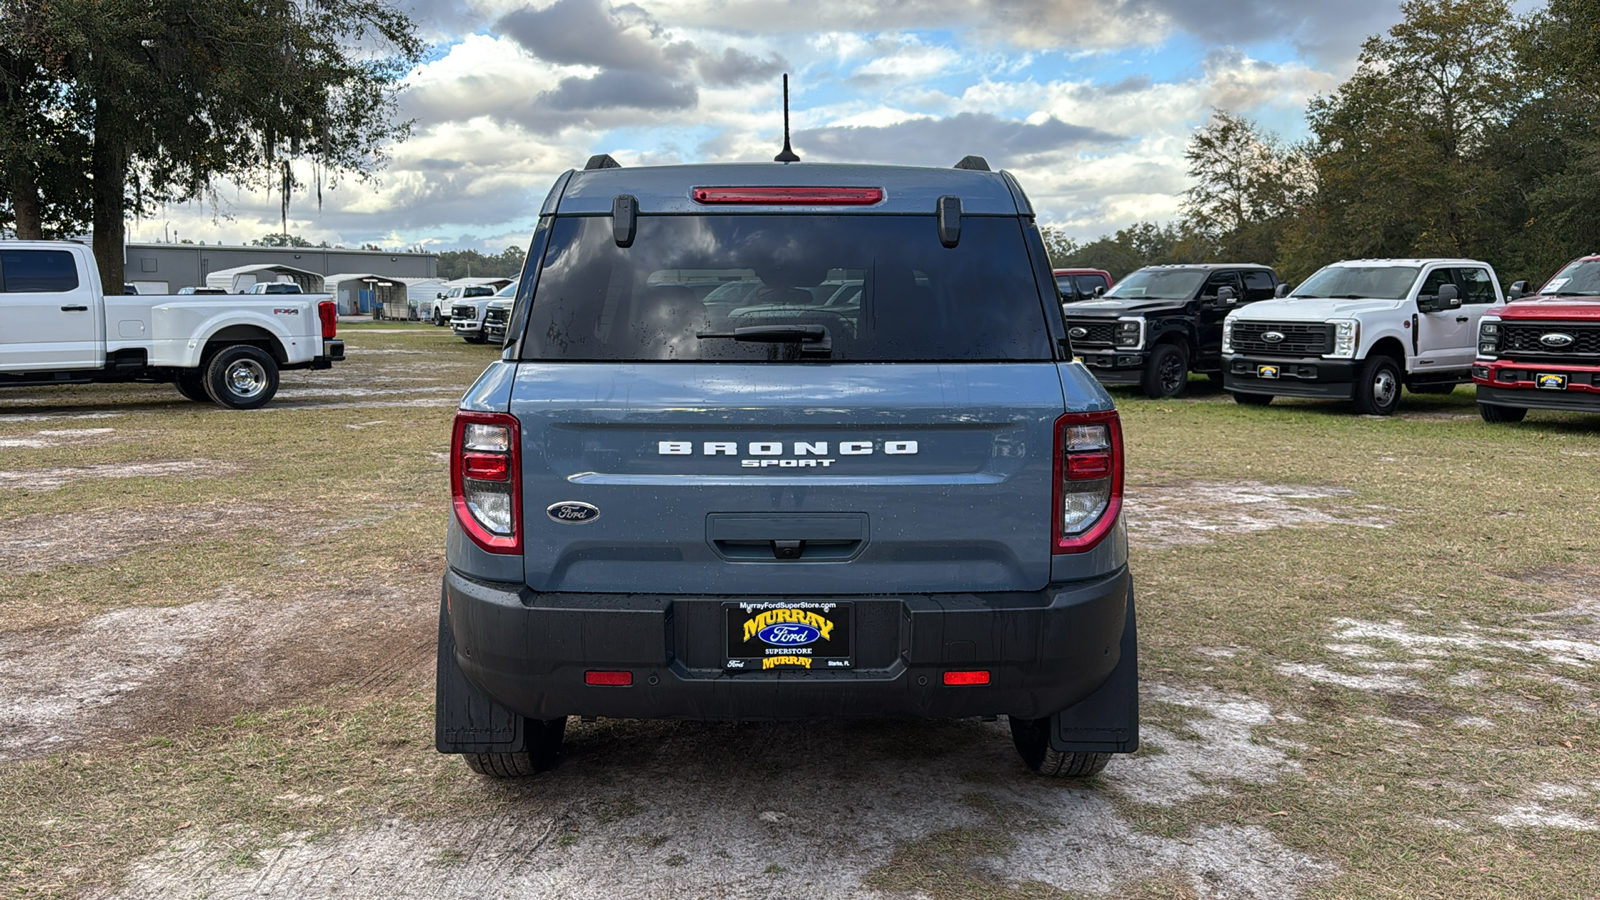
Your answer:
[1540,332,1575,348]
[1068,327,1088,339]
[546,501,599,524]
[1262,331,1286,343]
[757,623,821,646]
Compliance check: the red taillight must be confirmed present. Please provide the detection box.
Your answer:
[1052,409,1123,554]
[461,452,509,481]
[451,411,521,554]
[585,671,633,686]
[318,300,337,339]
[943,670,991,686]
[691,186,884,205]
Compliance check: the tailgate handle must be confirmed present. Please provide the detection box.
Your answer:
[707,514,867,562]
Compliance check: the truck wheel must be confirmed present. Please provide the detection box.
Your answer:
[1140,343,1189,399]
[462,718,568,777]
[1008,716,1110,778]
[433,310,445,326]
[1232,391,1272,406]
[174,370,210,403]
[203,345,279,410]
[1353,355,1401,416]
[1478,403,1527,424]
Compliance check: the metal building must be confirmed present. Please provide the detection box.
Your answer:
[122,242,437,295]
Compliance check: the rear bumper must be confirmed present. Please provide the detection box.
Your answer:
[1074,350,1146,384]
[1224,354,1357,398]
[443,566,1132,722]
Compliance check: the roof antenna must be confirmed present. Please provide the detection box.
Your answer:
[774,74,800,163]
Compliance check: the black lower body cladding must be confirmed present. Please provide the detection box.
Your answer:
[1225,356,1359,398]
[1073,350,1147,385]
[1477,384,1600,413]
[440,567,1132,725]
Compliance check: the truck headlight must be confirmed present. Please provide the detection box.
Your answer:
[1478,318,1500,358]
[1222,321,1233,354]
[1329,319,1359,358]
[1114,318,1144,349]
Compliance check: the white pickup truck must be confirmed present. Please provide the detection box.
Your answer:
[0,240,344,409]
[1222,258,1504,415]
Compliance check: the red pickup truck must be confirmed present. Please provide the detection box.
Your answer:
[1473,255,1600,422]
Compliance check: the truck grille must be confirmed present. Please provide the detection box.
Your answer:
[1063,320,1117,347]
[452,304,477,322]
[1230,322,1333,356]
[1500,323,1600,358]
[483,308,509,329]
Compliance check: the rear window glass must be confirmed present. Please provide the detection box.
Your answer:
[1,250,80,293]
[519,215,1051,362]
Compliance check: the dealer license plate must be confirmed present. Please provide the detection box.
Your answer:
[725,602,852,671]
[1536,373,1568,391]
[1257,364,1281,380]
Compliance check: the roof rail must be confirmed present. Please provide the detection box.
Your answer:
[953,155,990,171]
[585,154,622,171]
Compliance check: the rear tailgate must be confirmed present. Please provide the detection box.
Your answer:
[512,362,1064,595]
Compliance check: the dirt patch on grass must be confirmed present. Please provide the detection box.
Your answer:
[0,460,240,492]
[0,504,273,574]
[1124,481,1388,548]
[0,580,434,764]
[100,684,1333,900]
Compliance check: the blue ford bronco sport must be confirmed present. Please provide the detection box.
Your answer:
[437,154,1139,778]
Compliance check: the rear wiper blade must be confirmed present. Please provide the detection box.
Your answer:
[697,324,832,355]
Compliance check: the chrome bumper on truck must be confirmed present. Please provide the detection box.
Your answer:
[437,566,1137,753]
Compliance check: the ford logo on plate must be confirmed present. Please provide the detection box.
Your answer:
[757,623,821,646]
[1262,331,1286,343]
[546,501,599,524]
[1540,332,1576,348]
[1068,327,1088,339]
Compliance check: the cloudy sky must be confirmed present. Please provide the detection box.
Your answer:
[131,0,1414,253]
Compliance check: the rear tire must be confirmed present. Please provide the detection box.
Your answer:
[462,717,568,778]
[174,370,210,403]
[203,345,279,410]
[1140,343,1189,399]
[1478,402,1527,423]
[1232,391,1272,406]
[1008,716,1110,778]
[1353,355,1402,416]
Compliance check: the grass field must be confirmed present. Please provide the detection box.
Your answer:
[1,323,1596,899]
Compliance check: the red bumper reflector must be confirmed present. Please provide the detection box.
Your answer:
[943,670,991,686]
[585,671,633,686]
[692,186,884,205]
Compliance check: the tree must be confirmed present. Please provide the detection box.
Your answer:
[252,232,317,248]
[1180,111,1308,267]
[0,0,421,289]
[1285,0,1521,270]
[1044,221,1211,281]
[435,246,528,281]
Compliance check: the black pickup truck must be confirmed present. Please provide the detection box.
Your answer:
[1063,263,1281,398]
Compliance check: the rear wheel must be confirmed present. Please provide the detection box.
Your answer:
[1478,402,1527,423]
[1353,355,1402,416]
[1232,391,1272,406]
[203,345,279,410]
[174,370,209,402]
[1008,716,1110,778]
[1140,343,1189,399]
[462,717,568,778]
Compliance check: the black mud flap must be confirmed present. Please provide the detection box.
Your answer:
[435,586,527,754]
[1049,588,1139,754]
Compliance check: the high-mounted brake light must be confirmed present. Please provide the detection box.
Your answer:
[451,411,521,553]
[1052,409,1124,554]
[691,186,884,205]
[318,300,337,339]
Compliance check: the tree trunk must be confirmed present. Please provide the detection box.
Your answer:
[90,124,129,293]
[8,166,45,239]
